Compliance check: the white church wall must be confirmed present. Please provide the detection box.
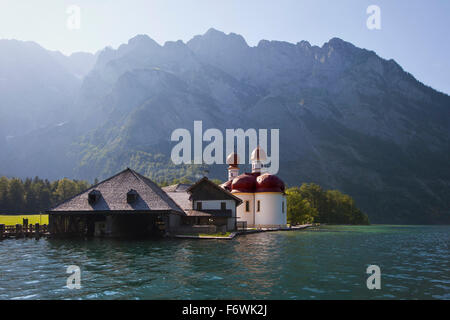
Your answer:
[254,193,287,227]
[234,193,255,226]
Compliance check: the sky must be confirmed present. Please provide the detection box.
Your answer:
[0,0,449,94]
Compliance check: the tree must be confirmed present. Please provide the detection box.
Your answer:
[286,183,369,225]
[7,178,25,213]
[54,178,79,203]
[0,177,10,211]
[286,187,318,225]
[0,176,91,214]
[298,183,328,218]
[211,179,222,185]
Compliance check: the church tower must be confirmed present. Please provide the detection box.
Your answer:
[251,146,267,173]
[226,152,240,180]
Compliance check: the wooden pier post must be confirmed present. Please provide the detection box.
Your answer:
[34,223,40,239]
[0,224,4,240]
[15,224,24,238]
[23,218,29,237]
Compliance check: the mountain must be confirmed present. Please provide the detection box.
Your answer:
[0,29,449,224]
[50,50,98,79]
[0,40,99,179]
[0,40,81,137]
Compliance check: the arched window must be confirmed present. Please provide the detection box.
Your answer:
[257,200,260,212]
[282,201,285,213]
[245,200,250,212]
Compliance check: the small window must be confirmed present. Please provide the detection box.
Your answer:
[196,202,202,210]
[88,190,100,205]
[127,189,138,203]
[88,194,96,204]
[245,200,250,212]
[282,201,285,213]
[221,202,226,210]
[257,200,260,212]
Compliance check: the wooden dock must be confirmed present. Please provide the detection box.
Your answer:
[0,222,49,240]
[1,222,314,240]
[174,224,312,240]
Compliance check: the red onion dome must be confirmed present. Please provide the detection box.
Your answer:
[231,173,257,193]
[220,180,232,191]
[256,173,285,193]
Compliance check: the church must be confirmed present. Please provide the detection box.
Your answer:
[220,147,287,229]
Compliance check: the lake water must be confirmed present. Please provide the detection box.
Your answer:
[0,225,448,300]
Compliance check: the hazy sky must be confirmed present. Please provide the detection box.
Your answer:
[0,0,449,94]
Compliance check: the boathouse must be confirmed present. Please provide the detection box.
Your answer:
[47,168,242,237]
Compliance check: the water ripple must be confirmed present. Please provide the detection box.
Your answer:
[0,225,448,299]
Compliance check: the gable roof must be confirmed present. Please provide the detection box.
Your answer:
[187,177,243,204]
[48,168,185,214]
[162,183,192,193]
[162,184,192,211]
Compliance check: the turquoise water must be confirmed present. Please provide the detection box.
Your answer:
[0,225,448,300]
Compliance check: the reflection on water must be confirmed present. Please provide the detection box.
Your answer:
[0,225,448,299]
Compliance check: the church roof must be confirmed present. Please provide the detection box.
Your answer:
[222,172,285,194]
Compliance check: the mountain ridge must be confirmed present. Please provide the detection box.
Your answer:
[0,29,448,224]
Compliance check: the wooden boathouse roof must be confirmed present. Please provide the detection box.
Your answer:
[48,168,185,214]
